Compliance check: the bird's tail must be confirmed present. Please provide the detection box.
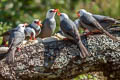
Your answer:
[101,28,118,41]
[77,40,90,58]
[96,23,118,41]
[6,39,16,63]
[109,26,120,31]
[115,21,120,24]
[6,47,16,64]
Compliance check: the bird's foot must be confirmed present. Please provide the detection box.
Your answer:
[33,37,36,40]
[29,37,33,41]
[83,32,94,36]
[63,38,69,40]
[4,43,8,47]
[17,47,21,52]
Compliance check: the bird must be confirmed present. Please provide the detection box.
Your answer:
[0,25,23,47]
[77,9,118,41]
[58,12,90,58]
[39,9,58,38]
[25,19,42,40]
[77,10,120,30]
[0,23,27,64]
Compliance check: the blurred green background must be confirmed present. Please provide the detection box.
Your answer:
[0,0,120,79]
[0,0,120,34]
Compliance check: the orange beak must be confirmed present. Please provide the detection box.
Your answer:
[36,21,42,27]
[77,12,80,17]
[52,9,59,12]
[57,12,61,16]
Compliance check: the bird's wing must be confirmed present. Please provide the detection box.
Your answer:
[0,29,16,36]
[42,19,50,29]
[9,31,25,47]
[93,14,116,23]
[60,19,79,40]
[81,14,104,30]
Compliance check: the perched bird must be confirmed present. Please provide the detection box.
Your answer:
[58,12,90,58]
[39,9,58,38]
[0,24,27,64]
[77,10,120,30]
[25,19,42,40]
[77,9,118,41]
[0,25,22,47]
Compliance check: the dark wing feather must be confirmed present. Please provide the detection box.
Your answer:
[60,19,79,40]
[93,14,116,23]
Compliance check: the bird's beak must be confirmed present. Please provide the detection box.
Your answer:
[77,12,80,17]
[24,23,28,27]
[52,9,59,12]
[57,12,61,16]
[36,21,42,27]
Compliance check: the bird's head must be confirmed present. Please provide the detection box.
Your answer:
[77,9,87,17]
[77,9,92,17]
[58,13,69,21]
[17,23,28,32]
[32,19,42,27]
[46,9,59,19]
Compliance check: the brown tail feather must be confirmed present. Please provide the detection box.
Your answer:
[101,28,118,41]
[77,40,90,58]
[96,23,118,41]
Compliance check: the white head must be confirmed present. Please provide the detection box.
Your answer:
[17,23,27,32]
[31,19,42,27]
[59,13,69,21]
[77,9,92,17]
[46,9,58,19]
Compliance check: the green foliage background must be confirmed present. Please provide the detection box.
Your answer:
[0,0,120,33]
[0,0,120,79]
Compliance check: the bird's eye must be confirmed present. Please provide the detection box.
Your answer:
[49,10,53,13]
[34,21,37,23]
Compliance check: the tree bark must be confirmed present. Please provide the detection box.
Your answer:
[0,31,120,80]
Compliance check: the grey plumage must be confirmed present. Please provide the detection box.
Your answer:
[25,19,42,40]
[28,19,42,36]
[76,11,120,31]
[78,9,118,41]
[0,26,21,46]
[1,24,26,64]
[93,14,120,29]
[59,13,90,58]
[25,27,36,40]
[39,9,58,38]
[40,18,56,38]
[74,19,81,30]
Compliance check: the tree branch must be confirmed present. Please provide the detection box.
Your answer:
[0,31,120,80]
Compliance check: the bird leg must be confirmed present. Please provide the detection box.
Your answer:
[83,32,94,36]
[29,33,36,40]
[33,37,36,40]
[84,30,102,36]
[2,37,8,47]
[16,47,21,52]
[29,35,33,40]
[63,38,69,40]
[92,30,102,34]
